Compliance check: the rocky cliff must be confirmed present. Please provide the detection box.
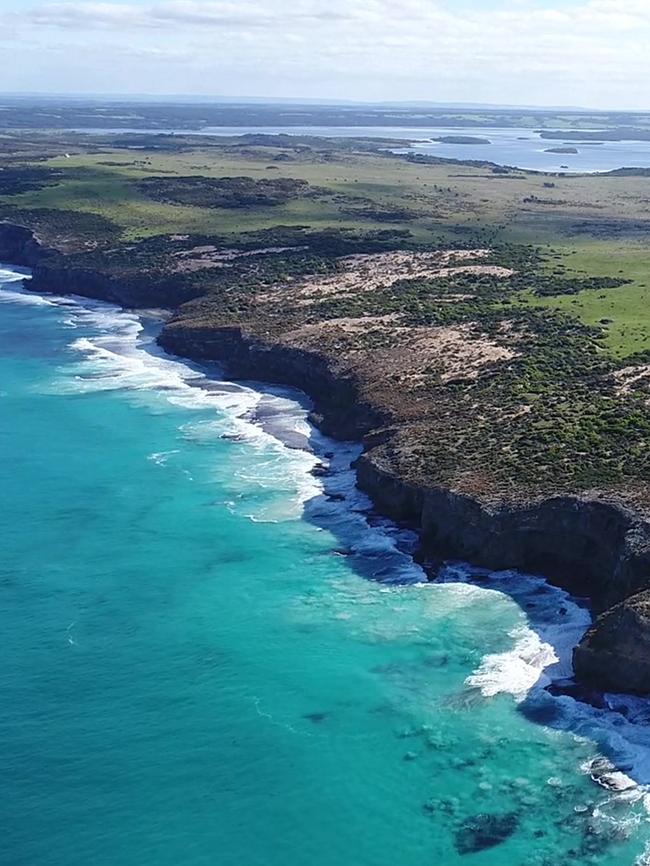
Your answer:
[0,223,203,307]
[574,590,650,692]
[356,454,650,610]
[161,319,650,694]
[158,322,386,440]
[4,219,650,695]
[29,257,201,308]
[0,223,57,267]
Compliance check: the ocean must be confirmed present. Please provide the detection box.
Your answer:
[3,263,650,865]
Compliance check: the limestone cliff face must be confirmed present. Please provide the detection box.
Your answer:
[0,223,57,267]
[4,222,650,694]
[355,454,650,610]
[0,224,201,307]
[574,591,650,693]
[162,319,650,693]
[29,258,201,308]
[159,322,386,440]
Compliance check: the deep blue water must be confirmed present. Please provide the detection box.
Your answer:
[3,264,650,865]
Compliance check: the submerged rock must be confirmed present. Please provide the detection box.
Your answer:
[454,812,518,855]
[302,711,329,724]
[574,590,650,694]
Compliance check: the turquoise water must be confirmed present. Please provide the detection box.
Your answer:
[3,264,650,866]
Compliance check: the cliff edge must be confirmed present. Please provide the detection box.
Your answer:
[5,220,650,695]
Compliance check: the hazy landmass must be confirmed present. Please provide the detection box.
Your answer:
[3,96,650,135]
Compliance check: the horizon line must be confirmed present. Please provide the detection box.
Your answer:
[1,92,650,114]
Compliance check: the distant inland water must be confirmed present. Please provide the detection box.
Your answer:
[73,124,650,173]
[5,261,650,864]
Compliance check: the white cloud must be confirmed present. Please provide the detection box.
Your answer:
[3,0,650,107]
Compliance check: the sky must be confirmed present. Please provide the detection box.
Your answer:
[1,0,649,109]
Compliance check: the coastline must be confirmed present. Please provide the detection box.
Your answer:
[157,319,650,606]
[4,220,650,695]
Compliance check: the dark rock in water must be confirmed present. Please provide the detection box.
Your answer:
[311,463,330,477]
[220,432,247,442]
[423,797,460,817]
[302,711,329,724]
[545,678,608,709]
[455,813,518,854]
[326,492,346,502]
[422,652,449,668]
[574,590,650,694]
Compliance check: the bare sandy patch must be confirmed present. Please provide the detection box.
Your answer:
[285,314,403,340]
[284,318,518,389]
[170,245,307,273]
[406,324,517,384]
[612,364,650,402]
[276,249,513,304]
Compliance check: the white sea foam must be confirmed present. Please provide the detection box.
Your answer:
[0,288,56,307]
[0,267,78,307]
[466,623,560,699]
[0,265,30,283]
[438,564,591,699]
[0,284,57,306]
[147,449,180,466]
[636,839,650,866]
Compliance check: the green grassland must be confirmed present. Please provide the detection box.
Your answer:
[528,242,650,357]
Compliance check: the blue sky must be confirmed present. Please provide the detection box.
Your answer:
[1,1,648,108]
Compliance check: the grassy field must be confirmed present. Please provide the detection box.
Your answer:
[528,242,650,357]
